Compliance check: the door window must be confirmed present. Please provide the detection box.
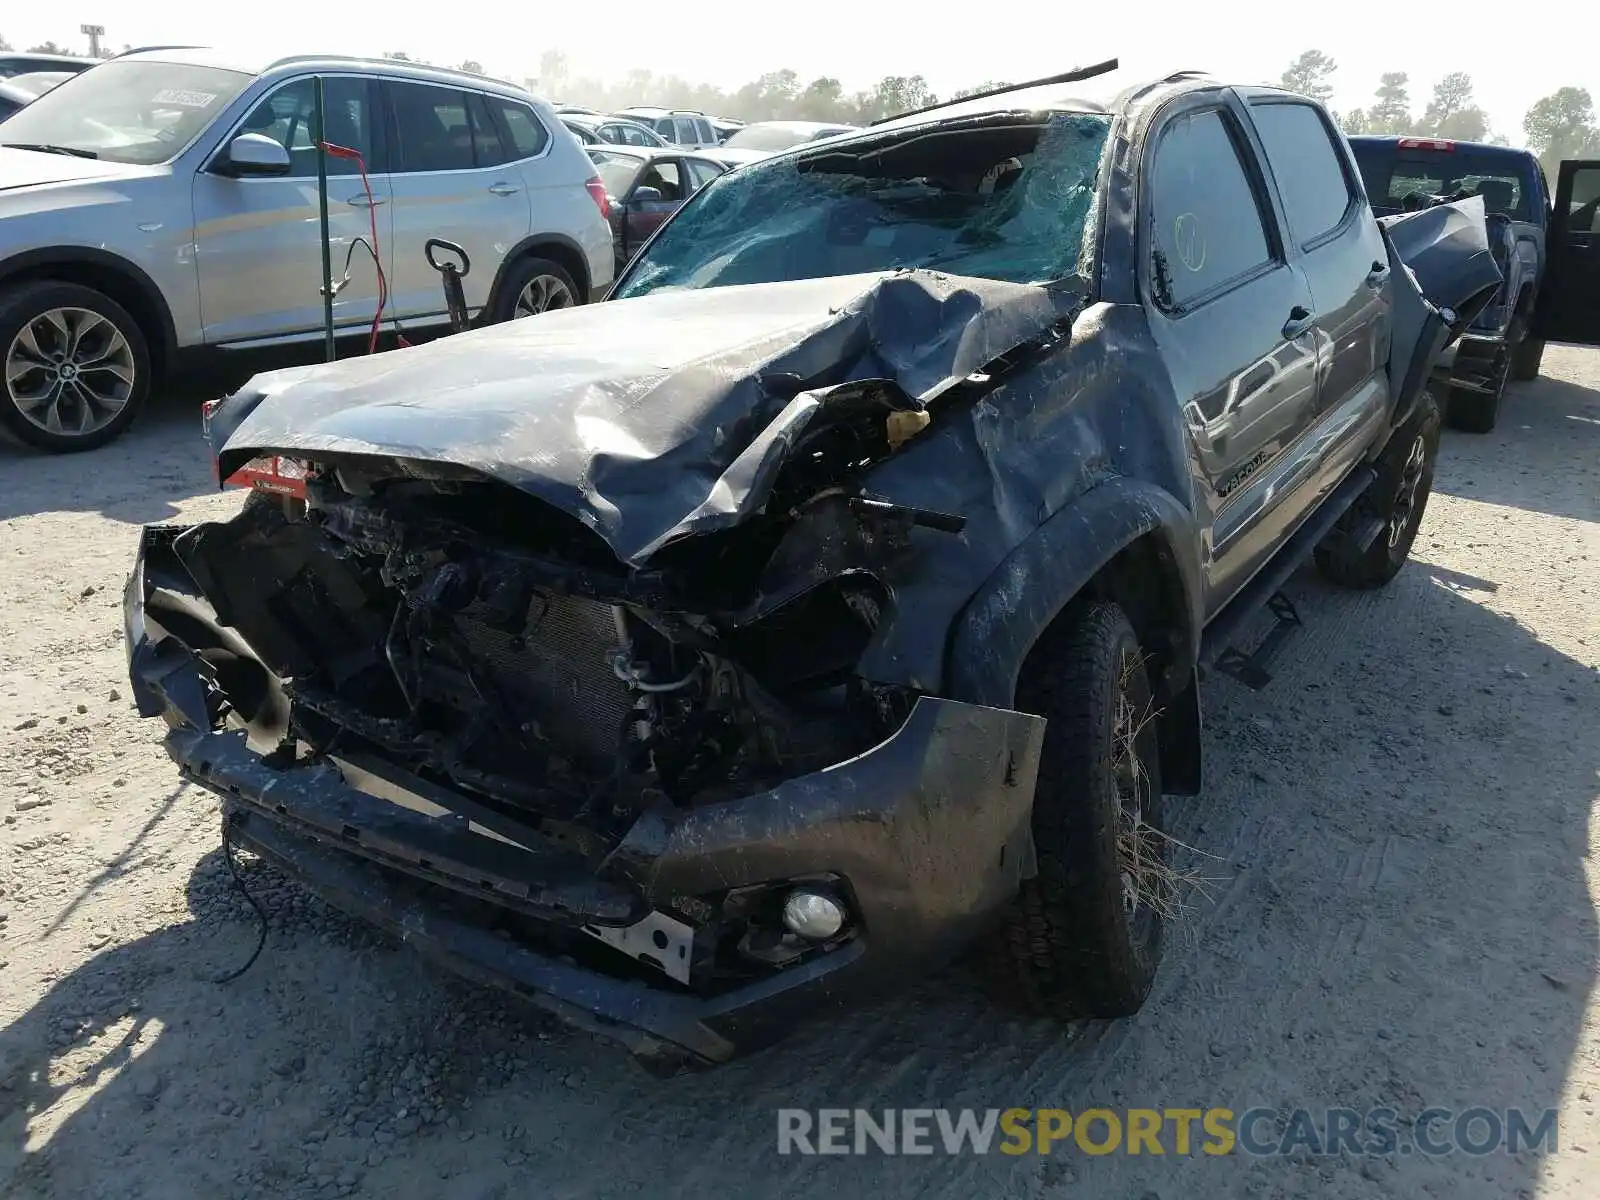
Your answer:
[494,98,550,159]
[466,93,510,167]
[685,158,722,190]
[653,117,676,139]
[390,81,475,172]
[235,76,374,176]
[1250,101,1356,246]
[695,118,716,144]
[617,123,654,147]
[637,162,683,202]
[674,117,700,144]
[1148,108,1274,309]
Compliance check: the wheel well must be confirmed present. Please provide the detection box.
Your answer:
[0,256,174,378]
[1020,531,1202,794]
[514,239,591,303]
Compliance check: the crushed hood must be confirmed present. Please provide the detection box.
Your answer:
[214,269,1074,566]
[1380,194,1502,323]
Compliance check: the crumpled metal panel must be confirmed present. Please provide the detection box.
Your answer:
[211,269,1073,568]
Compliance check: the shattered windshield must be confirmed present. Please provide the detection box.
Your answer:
[612,111,1111,297]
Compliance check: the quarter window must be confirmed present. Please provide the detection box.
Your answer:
[493,98,550,158]
[1148,108,1273,308]
[1250,101,1355,246]
[236,77,374,176]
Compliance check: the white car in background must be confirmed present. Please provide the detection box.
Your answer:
[0,47,614,453]
[696,120,863,168]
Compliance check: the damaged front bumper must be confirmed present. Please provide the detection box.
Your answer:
[125,525,1045,1070]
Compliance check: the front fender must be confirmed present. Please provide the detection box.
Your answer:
[943,475,1203,710]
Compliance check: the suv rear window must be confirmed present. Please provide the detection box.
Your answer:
[1349,141,1539,220]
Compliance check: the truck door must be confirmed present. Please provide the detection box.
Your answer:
[1244,96,1395,512]
[1140,100,1321,617]
[1532,160,1600,345]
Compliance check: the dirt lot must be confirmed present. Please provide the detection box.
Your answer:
[0,349,1596,1200]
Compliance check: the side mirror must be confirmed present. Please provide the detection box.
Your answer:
[631,185,664,205]
[219,132,291,177]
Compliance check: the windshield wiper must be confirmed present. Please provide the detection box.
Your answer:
[2,142,99,159]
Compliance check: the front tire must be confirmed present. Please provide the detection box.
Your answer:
[487,256,580,324]
[983,601,1167,1020]
[1314,390,1441,590]
[0,281,150,453]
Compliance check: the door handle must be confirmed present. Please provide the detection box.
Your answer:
[1365,260,1390,287]
[487,182,521,196]
[345,194,386,207]
[1282,306,1316,339]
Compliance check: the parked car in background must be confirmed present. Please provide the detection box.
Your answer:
[562,114,672,148]
[0,71,75,120]
[553,103,602,116]
[0,46,614,453]
[1348,135,1552,432]
[709,116,744,142]
[614,106,721,148]
[0,52,97,80]
[698,120,863,169]
[588,145,725,269]
[128,69,1523,1072]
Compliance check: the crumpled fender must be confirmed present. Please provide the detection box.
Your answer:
[943,475,1202,710]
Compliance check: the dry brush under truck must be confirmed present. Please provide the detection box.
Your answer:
[123,67,1502,1072]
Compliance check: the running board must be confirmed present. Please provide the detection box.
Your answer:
[1200,465,1377,690]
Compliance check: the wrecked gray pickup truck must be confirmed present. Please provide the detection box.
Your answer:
[123,67,1500,1071]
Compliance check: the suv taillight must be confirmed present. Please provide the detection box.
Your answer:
[585,175,610,220]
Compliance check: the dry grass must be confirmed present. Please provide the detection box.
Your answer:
[1114,651,1227,929]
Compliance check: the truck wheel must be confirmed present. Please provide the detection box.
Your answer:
[0,281,150,453]
[982,600,1167,1020]
[1510,336,1544,382]
[1314,390,1441,590]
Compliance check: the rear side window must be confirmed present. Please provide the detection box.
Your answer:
[390,82,473,172]
[696,118,715,143]
[492,97,549,159]
[1349,141,1537,220]
[1250,101,1354,247]
[1148,108,1274,309]
[466,93,509,167]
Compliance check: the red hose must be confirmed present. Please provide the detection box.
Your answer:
[318,141,408,354]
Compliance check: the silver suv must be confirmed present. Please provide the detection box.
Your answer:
[0,48,615,453]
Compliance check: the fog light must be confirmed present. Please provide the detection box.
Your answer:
[781,890,845,940]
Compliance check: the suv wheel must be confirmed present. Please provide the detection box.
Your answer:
[0,281,150,454]
[490,257,580,324]
[982,600,1167,1020]
[1314,390,1441,590]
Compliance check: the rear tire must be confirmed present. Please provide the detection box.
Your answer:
[1314,390,1441,590]
[0,281,150,453]
[487,256,581,324]
[982,601,1167,1020]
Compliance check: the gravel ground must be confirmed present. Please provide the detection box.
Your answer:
[0,349,1596,1200]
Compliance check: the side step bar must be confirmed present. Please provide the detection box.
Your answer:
[1199,465,1377,690]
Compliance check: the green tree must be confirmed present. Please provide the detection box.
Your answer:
[1421,72,1488,141]
[796,77,844,121]
[1279,49,1337,104]
[1523,87,1600,177]
[852,75,937,123]
[1368,72,1412,134]
[1337,108,1371,135]
[951,80,1013,101]
[26,41,68,55]
[539,50,570,97]
[0,33,11,51]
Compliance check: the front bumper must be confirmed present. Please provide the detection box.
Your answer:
[125,524,1045,1070]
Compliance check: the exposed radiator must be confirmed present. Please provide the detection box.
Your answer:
[455,592,633,767]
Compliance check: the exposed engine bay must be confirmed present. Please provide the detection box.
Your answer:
[181,457,960,846]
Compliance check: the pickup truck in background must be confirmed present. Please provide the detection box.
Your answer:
[1348,135,1600,432]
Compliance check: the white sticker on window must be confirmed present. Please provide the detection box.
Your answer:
[151,89,219,109]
